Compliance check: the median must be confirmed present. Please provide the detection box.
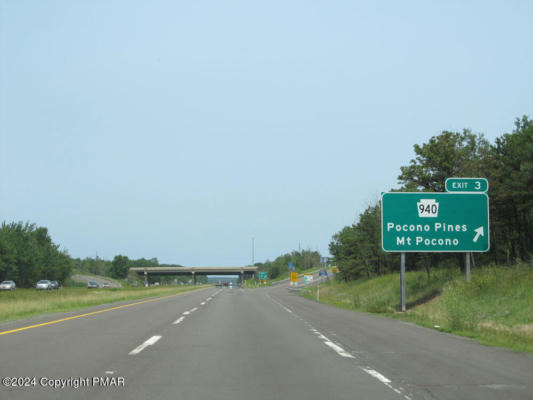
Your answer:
[0,285,209,324]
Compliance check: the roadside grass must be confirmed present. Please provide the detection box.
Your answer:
[305,268,460,313]
[63,278,87,288]
[302,264,533,353]
[0,285,209,324]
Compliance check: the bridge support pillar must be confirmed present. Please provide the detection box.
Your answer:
[192,271,196,285]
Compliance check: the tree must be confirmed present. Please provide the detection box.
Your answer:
[398,130,489,191]
[329,203,392,280]
[0,221,73,286]
[111,255,130,279]
[487,116,533,262]
[258,249,322,279]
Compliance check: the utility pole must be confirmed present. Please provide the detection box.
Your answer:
[252,237,255,266]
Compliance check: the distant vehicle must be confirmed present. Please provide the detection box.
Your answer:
[130,281,138,287]
[102,282,110,288]
[229,282,233,288]
[50,281,59,289]
[154,282,159,286]
[87,281,99,289]
[36,280,52,290]
[215,282,222,287]
[0,280,16,291]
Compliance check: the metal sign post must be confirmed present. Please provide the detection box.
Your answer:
[400,253,406,312]
[466,252,471,282]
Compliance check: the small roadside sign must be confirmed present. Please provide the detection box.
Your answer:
[304,274,313,285]
[332,266,339,273]
[288,262,295,271]
[290,272,299,282]
[445,177,488,193]
[258,272,268,280]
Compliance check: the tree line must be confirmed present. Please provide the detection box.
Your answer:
[0,222,173,286]
[255,249,322,279]
[0,222,72,286]
[329,116,533,281]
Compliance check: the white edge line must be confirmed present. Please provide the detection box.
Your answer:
[361,367,411,399]
[268,295,294,315]
[361,368,391,383]
[323,340,355,358]
[129,335,162,355]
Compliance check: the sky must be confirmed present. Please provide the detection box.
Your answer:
[1,1,532,266]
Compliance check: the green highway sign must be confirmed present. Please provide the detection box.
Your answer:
[381,192,490,252]
[258,272,268,280]
[445,177,488,193]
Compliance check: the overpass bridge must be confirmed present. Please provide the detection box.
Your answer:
[129,266,259,285]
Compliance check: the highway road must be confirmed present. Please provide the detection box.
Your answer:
[1,282,532,400]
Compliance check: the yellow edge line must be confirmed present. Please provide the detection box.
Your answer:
[0,288,205,336]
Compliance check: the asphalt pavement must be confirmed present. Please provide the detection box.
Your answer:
[1,282,532,400]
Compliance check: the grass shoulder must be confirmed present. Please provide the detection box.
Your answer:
[301,264,533,353]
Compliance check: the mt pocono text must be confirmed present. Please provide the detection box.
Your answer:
[387,222,468,247]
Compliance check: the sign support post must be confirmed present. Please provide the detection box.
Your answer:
[466,252,471,282]
[400,253,406,312]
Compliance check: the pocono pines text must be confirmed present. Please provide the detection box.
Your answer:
[387,222,468,247]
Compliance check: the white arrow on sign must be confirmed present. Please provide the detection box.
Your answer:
[473,226,484,243]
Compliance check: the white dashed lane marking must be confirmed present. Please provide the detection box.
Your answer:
[131,290,222,356]
[182,307,198,316]
[129,335,162,355]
